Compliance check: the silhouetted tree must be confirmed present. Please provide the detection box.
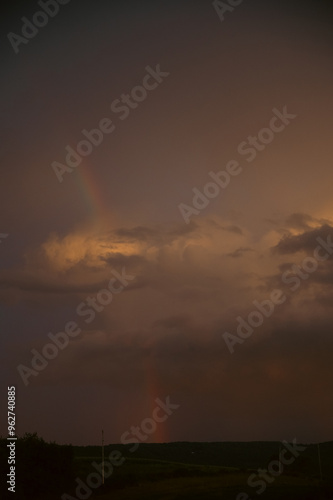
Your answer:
[0,433,74,500]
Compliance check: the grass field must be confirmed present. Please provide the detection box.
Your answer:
[66,442,333,500]
[2,437,331,499]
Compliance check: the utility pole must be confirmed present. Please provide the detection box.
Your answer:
[102,430,105,485]
[317,443,323,482]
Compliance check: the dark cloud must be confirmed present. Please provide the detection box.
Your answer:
[0,271,106,295]
[21,311,333,443]
[114,226,159,242]
[206,219,243,235]
[101,253,147,268]
[113,222,198,245]
[226,247,253,258]
[273,224,333,255]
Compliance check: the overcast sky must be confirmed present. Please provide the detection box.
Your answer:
[1,0,333,445]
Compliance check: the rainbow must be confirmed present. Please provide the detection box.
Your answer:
[74,166,170,442]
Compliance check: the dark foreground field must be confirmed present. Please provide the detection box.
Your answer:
[1,436,333,499]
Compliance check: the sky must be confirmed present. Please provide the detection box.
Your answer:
[1,0,333,446]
